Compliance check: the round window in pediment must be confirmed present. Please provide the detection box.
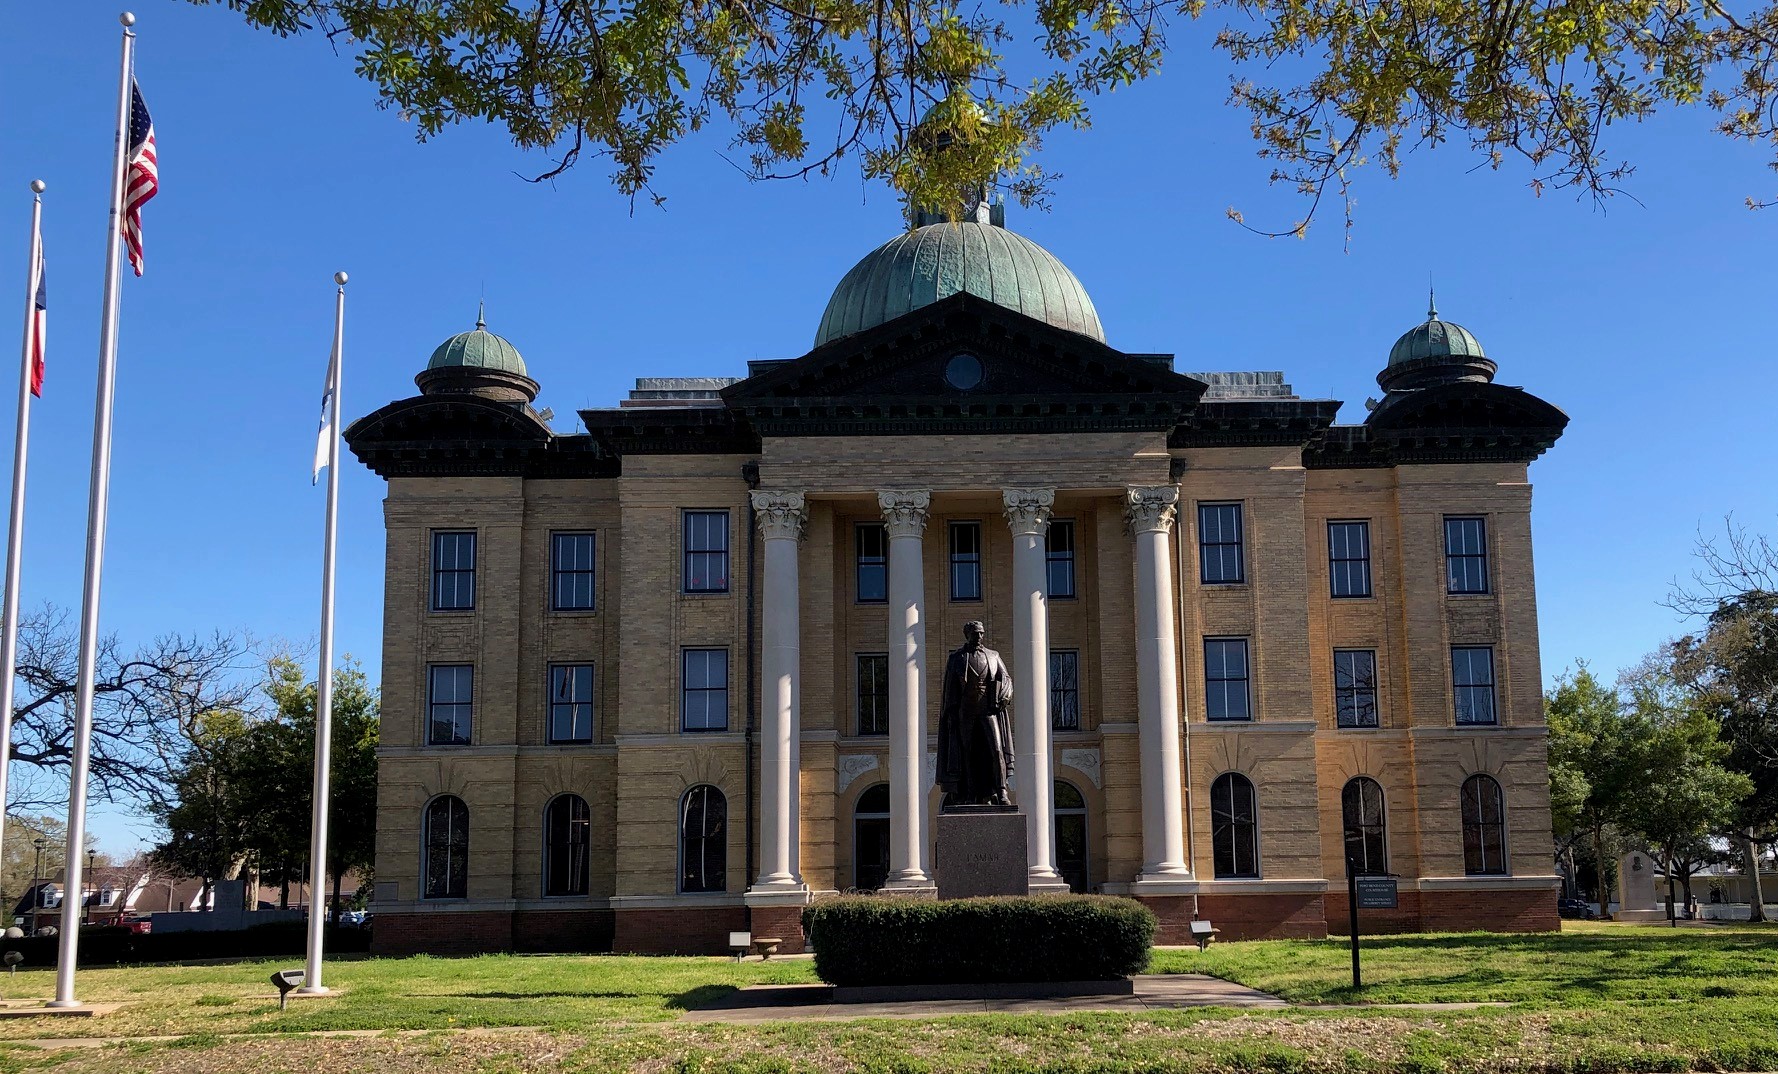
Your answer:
[944,353,985,391]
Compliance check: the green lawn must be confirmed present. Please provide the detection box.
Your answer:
[0,924,1773,1074]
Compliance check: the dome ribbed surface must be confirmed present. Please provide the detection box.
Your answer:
[815,222,1105,347]
[1388,317,1485,367]
[428,327,527,376]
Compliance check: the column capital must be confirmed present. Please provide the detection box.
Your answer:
[877,489,932,539]
[1001,488,1056,537]
[751,489,807,541]
[1124,485,1180,535]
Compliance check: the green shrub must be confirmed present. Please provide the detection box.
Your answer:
[802,894,1155,986]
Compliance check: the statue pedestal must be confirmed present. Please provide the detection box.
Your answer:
[935,806,1029,900]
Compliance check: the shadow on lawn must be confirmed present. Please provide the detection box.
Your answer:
[409,986,744,1009]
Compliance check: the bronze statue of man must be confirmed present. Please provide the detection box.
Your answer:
[937,621,1015,806]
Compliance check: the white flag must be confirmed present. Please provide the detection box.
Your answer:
[312,346,336,484]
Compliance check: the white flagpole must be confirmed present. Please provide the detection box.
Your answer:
[0,180,47,903]
[51,13,136,1008]
[298,271,346,995]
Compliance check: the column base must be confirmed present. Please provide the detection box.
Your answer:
[743,886,811,908]
[1029,880,1073,895]
[878,880,939,899]
[747,876,808,896]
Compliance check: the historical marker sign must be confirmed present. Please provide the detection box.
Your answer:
[1355,876,1398,910]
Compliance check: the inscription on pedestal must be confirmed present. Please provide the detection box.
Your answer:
[935,808,1029,899]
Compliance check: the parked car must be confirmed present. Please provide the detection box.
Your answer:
[1557,897,1595,920]
[119,915,151,934]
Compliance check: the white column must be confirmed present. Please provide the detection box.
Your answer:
[880,489,935,889]
[1126,486,1190,881]
[751,490,807,891]
[1003,488,1066,889]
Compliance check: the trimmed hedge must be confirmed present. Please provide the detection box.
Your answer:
[0,921,371,968]
[802,894,1155,986]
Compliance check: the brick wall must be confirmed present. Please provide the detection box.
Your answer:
[746,905,808,954]
[612,906,748,955]
[512,909,617,952]
[1138,893,1329,943]
[371,910,514,956]
[1324,887,1558,934]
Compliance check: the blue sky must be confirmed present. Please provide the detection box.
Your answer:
[3,2,1776,852]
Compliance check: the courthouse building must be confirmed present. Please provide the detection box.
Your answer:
[346,205,1569,955]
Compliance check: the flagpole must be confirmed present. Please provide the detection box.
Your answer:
[298,271,346,995]
[51,13,136,1008]
[0,180,47,907]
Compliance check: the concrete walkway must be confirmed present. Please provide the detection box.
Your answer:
[682,974,1288,1022]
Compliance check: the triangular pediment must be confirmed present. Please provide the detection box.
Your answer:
[723,293,1205,436]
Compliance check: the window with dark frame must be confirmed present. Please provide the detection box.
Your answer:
[1204,638,1252,721]
[427,664,473,746]
[1461,774,1508,875]
[949,521,982,601]
[1054,780,1089,892]
[551,532,597,611]
[431,531,476,611]
[1341,777,1388,876]
[682,511,730,593]
[1328,521,1373,598]
[853,783,891,890]
[543,794,591,896]
[1334,649,1380,728]
[1050,650,1081,730]
[679,784,727,893]
[856,654,888,736]
[681,649,730,732]
[1047,519,1077,599]
[1211,772,1259,879]
[422,795,469,899]
[1452,646,1498,725]
[1198,503,1245,584]
[1445,516,1490,594]
[549,664,595,743]
[855,523,887,603]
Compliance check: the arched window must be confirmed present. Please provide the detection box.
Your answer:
[423,795,469,899]
[1211,773,1259,878]
[543,794,591,896]
[1341,777,1388,876]
[1461,774,1508,876]
[1054,780,1090,892]
[853,783,891,891]
[679,785,727,893]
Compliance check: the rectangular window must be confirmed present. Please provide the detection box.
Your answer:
[1445,517,1490,594]
[1328,521,1373,599]
[950,521,982,601]
[1198,503,1245,585]
[683,511,730,593]
[430,531,476,611]
[1333,649,1379,728]
[855,524,887,604]
[1047,519,1077,599]
[551,532,597,611]
[1204,638,1252,721]
[856,654,888,735]
[549,663,596,743]
[681,649,730,731]
[1050,650,1081,730]
[427,664,473,745]
[1452,646,1498,725]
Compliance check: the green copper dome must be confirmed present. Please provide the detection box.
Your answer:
[427,312,527,376]
[815,221,1105,347]
[1388,296,1485,367]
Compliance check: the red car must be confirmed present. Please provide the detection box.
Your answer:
[120,916,151,934]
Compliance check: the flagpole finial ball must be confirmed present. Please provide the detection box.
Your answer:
[29,181,45,195]
[334,271,349,285]
[120,12,135,25]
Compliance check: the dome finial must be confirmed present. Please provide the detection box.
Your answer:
[1427,284,1438,321]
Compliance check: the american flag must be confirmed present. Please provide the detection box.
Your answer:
[122,79,157,277]
[27,250,45,398]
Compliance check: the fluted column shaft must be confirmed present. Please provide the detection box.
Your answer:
[1127,486,1190,879]
[1004,488,1063,885]
[880,490,934,887]
[752,490,807,891]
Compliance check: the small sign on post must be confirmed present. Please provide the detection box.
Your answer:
[1355,877,1398,910]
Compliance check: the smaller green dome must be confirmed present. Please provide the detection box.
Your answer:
[1388,295,1485,367]
[428,310,526,376]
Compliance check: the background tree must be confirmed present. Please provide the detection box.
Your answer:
[192,0,1778,231]
[1620,655,1752,920]
[1546,664,1645,909]
[149,709,260,910]
[0,815,65,915]
[1670,520,1778,921]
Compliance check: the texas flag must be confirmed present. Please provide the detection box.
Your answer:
[27,250,44,397]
